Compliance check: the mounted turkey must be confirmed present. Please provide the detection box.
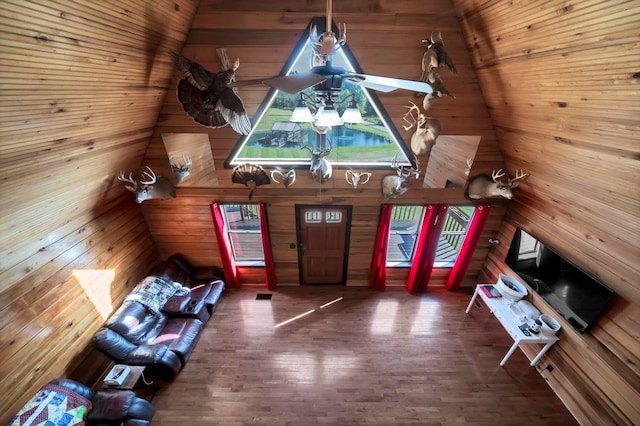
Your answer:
[232,164,271,199]
[171,48,251,135]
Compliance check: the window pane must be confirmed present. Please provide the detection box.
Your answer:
[387,205,424,262]
[436,206,475,263]
[385,205,477,266]
[221,204,264,262]
[228,232,264,260]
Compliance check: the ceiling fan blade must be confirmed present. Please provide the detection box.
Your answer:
[346,73,433,93]
[263,73,328,94]
[230,73,328,94]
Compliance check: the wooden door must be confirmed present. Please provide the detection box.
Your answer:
[296,205,351,285]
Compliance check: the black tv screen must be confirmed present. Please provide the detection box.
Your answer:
[505,228,615,333]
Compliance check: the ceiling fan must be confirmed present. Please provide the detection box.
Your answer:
[233,0,433,96]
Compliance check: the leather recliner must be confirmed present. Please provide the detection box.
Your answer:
[91,255,225,378]
[9,378,154,426]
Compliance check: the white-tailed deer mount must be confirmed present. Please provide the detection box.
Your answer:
[169,154,192,184]
[302,142,333,183]
[270,168,296,188]
[465,169,527,200]
[118,166,176,203]
[402,101,441,156]
[345,170,372,189]
[382,156,420,199]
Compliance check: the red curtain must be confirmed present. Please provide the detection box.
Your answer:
[259,202,277,290]
[210,203,241,288]
[406,204,448,294]
[369,204,393,290]
[445,204,491,291]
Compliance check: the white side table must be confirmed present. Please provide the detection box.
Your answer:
[466,284,559,367]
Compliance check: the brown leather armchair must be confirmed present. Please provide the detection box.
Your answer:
[9,378,154,426]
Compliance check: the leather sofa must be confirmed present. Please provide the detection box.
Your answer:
[9,378,154,426]
[91,255,225,378]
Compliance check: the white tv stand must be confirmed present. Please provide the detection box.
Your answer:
[466,284,559,367]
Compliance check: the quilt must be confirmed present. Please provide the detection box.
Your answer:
[125,275,178,313]
[8,384,91,426]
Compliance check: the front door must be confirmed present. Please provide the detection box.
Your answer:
[296,205,351,284]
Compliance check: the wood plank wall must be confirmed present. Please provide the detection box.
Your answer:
[0,0,198,421]
[142,0,508,289]
[451,0,640,424]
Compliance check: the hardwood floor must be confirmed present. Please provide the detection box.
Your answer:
[150,285,577,425]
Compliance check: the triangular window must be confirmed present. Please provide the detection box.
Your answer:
[226,18,415,169]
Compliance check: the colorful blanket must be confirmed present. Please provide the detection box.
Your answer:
[125,275,178,313]
[9,383,91,426]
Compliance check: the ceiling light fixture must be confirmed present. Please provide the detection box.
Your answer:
[289,92,362,128]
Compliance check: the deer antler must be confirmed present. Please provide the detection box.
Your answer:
[170,154,192,170]
[491,169,506,183]
[118,171,138,192]
[402,101,422,131]
[140,166,157,185]
[464,158,473,176]
[508,169,527,187]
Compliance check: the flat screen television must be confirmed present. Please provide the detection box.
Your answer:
[505,228,615,334]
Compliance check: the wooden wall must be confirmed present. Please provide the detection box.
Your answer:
[451,0,640,424]
[0,0,198,421]
[142,0,508,288]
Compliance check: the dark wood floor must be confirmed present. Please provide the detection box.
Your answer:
[149,285,577,425]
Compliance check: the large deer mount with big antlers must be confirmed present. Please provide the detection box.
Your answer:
[118,166,176,203]
[382,156,420,199]
[465,169,528,201]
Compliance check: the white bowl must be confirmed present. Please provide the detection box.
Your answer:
[495,274,528,301]
[540,314,561,335]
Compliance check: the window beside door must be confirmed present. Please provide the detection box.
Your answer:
[386,205,476,267]
[220,203,265,265]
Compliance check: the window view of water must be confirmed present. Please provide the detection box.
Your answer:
[332,126,392,147]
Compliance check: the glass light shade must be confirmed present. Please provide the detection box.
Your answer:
[315,106,343,127]
[289,105,314,123]
[341,104,363,124]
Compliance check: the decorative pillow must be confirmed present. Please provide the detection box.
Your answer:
[8,384,91,426]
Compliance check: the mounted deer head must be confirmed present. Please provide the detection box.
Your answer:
[169,154,192,184]
[381,156,420,199]
[402,101,441,156]
[118,166,176,203]
[309,23,346,67]
[345,170,372,189]
[465,169,527,200]
[301,141,333,183]
[270,168,297,188]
